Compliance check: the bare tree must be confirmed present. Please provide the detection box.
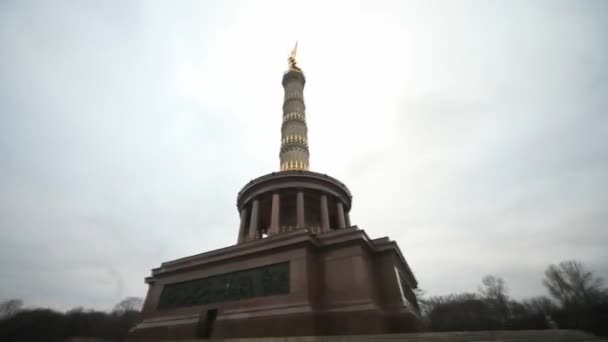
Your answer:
[479,275,508,301]
[113,297,144,313]
[479,275,510,321]
[542,260,607,308]
[0,299,23,319]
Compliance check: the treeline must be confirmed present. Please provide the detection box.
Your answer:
[1,260,607,340]
[0,297,143,341]
[418,260,608,337]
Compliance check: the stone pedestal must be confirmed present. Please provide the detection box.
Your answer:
[129,227,420,339]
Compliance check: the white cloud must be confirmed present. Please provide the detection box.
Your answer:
[0,0,607,309]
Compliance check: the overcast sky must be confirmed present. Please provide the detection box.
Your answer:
[1,0,607,311]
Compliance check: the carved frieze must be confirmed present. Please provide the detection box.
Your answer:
[158,262,290,309]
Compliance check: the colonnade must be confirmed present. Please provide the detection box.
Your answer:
[237,190,350,243]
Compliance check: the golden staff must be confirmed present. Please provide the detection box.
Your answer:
[288,41,301,71]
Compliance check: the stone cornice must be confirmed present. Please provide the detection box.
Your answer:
[236,171,352,211]
[146,227,417,288]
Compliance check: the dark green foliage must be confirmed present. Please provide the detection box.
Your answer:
[0,300,142,342]
[551,302,608,337]
[425,293,502,331]
[0,309,67,341]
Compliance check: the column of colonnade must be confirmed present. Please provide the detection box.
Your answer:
[237,192,350,243]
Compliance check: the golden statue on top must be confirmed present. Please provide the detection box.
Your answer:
[288,41,301,71]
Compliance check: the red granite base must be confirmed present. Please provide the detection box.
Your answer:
[129,227,420,339]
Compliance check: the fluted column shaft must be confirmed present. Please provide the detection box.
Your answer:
[336,201,346,229]
[296,191,305,228]
[280,71,309,171]
[237,207,248,244]
[248,199,260,240]
[269,193,280,235]
[320,194,330,232]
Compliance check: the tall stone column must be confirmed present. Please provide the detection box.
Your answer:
[336,201,346,228]
[248,199,260,241]
[269,193,280,235]
[320,194,330,232]
[237,207,248,244]
[280,64,309,171]
[296,191,305,228]
[345,211,351,227]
